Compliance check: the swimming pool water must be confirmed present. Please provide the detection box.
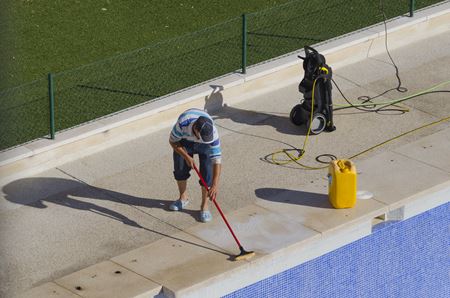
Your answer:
[224,202,449,298]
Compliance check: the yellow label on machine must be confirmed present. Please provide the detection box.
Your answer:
[328,159,357,209]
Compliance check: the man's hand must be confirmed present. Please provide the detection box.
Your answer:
[170,140,195,168]
[208,183,218,201]
[184,155,195,169]
[208,163,221,200]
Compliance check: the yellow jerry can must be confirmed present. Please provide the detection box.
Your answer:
[328,159,357,209]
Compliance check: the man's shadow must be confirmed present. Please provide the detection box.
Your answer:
[2,177,232,257]
[204,85,309,136]
[2,177,199,225]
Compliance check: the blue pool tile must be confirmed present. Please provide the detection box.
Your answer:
[224,203,449,298]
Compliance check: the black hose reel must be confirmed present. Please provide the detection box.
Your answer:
[290,46,336,134]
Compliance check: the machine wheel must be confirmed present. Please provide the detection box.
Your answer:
[290,104,307,126]
[307,113,326,134]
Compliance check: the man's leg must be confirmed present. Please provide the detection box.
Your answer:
[171,144,193,211]
[198,148,213,212]
[201,186,209,211]
[177,180,188,201]
[173,141,193,201]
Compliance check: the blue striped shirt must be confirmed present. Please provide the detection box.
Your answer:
[170,109,222,163]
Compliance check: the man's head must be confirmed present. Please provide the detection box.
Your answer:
[193,116,214,143]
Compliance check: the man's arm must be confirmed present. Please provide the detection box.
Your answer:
[208,162,221,200]
[170,140,195,168]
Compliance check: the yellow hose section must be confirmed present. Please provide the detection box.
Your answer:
[347,116,450,160]
[270,116,450,170]
[270,78,317,166]
[268,79,450,169]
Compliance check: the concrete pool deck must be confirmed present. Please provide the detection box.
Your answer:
[1,3,450,298]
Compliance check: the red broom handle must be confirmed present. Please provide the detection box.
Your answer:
[193,164,243,249]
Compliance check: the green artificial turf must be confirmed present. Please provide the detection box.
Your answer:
[0,0,292,90]
[0,0,444,150]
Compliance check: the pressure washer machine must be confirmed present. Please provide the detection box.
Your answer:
[290,46,336,134]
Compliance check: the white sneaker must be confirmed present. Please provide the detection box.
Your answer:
[200,210,212,222]
[169,199,189,211]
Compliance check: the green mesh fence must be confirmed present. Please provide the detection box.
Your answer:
[52,17,242,133]
[0,0,446,151]
[0,79,49,149]
[417,0,448,9]
[246,0,411,66]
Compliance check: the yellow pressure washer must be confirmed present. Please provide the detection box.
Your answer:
[290,46,336,134]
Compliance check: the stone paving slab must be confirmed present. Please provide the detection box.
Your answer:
[186,204,320,255]
[112,204,322,298]
[254,184,387,234]
[18,282,80,298]
[392,128,450,173]
[112,231,236,297]
[54,261,161,298]
[401,180,450,220]
[357,150,450,208]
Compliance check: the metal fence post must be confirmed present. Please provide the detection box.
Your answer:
[409,0,415,17]
[242,13,247,74]
[48,73,55,139]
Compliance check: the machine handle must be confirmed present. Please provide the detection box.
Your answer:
[299,45,319,60]
[304,45,319,55]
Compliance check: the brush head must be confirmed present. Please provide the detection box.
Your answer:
[233,248,256,261]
